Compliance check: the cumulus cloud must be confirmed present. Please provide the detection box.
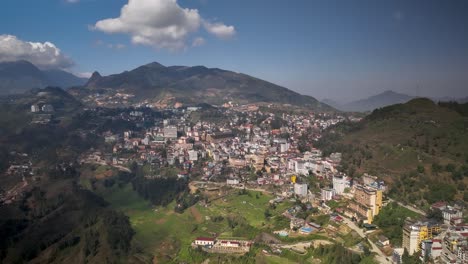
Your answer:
[0,34,73,69]
[92,0,235,50]
[203,21,236,39]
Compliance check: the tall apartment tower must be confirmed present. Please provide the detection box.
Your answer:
[402,221,440,255]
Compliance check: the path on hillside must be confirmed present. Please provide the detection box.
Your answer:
[388,198,425,216]
[342,217,391,264]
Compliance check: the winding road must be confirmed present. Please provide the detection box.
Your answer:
[342,217,391,264]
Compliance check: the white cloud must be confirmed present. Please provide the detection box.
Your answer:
[0,34,73,69]
[203,21,236,39]
[192,37,205,47]
[93,0,235,50]
[75,71,93,78]
[66,0,80,3]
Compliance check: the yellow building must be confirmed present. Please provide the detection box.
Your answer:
[348,185,383,224]
[402,221,440,255]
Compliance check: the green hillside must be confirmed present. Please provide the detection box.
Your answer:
[317,98,468,206]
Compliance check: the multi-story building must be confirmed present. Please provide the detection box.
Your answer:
[442,206,463,225]
[163,126,178,139]
[294,183,308,197]
[402,221,440,255]
[420,239,442,262]
[347,185,382,224]
[188,150,198,161]
[442,228,468,263]
[321,188,334,201]
[31,104,40,112]
[332,175,350,195]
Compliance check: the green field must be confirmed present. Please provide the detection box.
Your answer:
[97,184,294,263]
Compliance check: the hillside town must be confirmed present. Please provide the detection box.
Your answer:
[69,102,466,263]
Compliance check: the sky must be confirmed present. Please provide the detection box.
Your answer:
[0,0,467,102]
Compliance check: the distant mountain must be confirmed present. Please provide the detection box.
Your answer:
[321,98,344,110]
[337,90,416,112]
[75,61,333,110]
[0,60,87,95]
[42,69,87,88]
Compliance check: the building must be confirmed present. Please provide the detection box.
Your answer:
[205,131,234,143]
[194,237,215,246]
[442,228,468,263]
[188,150,198,161]
[219,240,240,248]
[226,179,239,185]
[402,221,440,255]
[321,188,334,201]
[294,183,308,197]
[332,175,350,195]
[378,235,390,246]
[31,104,40,112]
[41,104,54,112]
[347,185,382,224]
[392,248,405,264]
[442,206,463,225]
[279,143,290,153]
[163,126,178,139]
[420,239,442,262]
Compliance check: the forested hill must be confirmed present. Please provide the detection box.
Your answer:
[73,61,334,111]
[317,98,468,206]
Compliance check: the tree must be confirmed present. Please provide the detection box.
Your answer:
[426,209,443,223]
[417,165,425,174]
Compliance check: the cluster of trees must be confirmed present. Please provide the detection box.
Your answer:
[131,176,188,206]
[372,202,419,246]
[174,192,200,213]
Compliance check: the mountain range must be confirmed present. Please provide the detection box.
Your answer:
[0,60,87,95]
[73,61,332,110]
[323,90,416,112]
[324,90,468,112]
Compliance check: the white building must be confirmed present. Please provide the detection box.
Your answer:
[442,206,463,225]
[321,188,334,201]
[227,179,239,185]
[194,237,215,246]
[188,150,198,161]
[280,143,289,153]
[333,175,350,195]
[31,104,40,112]
[41,104,54,112]
[294,183,308,197]
[219,240,240,248]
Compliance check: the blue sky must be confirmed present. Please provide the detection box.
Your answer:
[1,0,467,101]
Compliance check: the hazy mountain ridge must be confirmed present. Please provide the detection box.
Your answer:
[323,90,416,112]
[78,61,333,110]
[324,90,468,112]
[0,60,87,95]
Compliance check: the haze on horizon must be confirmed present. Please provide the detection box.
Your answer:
[0,0,467,102]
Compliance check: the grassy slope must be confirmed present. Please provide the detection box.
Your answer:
[97,184,302,263]
[320,99,468,204]
[343,99,468,175]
